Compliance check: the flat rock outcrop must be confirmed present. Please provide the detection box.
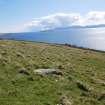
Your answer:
[34,69,62,76]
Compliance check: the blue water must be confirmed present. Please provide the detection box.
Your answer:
[1,27,105,51]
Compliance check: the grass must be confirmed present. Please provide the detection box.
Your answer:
[0,40,105,105]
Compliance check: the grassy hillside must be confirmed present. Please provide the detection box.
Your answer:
[0,40,105,105]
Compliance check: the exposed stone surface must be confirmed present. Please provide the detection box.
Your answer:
[92,78,105,86]
[34,69,62,76]
[16,52,25,58]
[98,92,105,101]
[76,80,92,92]
[59,95,72,105]
[19,68,30,75]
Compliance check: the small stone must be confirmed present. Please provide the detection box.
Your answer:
[19,68,30,75]
[76,80,92,92]
[1,51,7,55]
[59,95,72,105]
[98,92,105,101]
[16,52,24,58]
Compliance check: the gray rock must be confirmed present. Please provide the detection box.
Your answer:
[0,54,2,59]
[92,78,105,86]
[59,95,72,105]
[76,80,92,92]
[16,52,25,58]
[34,69,62,76]
[98,92,105,101]
[19,68,30,75]
[1,51,7,55]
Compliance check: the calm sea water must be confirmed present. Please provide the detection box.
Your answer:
[1,28,105,51]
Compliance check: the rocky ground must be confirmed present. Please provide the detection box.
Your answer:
[0,40,105,105]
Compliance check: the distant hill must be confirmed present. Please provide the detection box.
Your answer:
[0,40,105,105]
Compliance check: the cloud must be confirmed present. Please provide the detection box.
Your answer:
[20,11,105,32]
[83,11,105,25]
[22,13,81,32]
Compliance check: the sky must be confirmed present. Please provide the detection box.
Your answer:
[0,0,105,33]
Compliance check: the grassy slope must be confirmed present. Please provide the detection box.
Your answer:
[0,40,105,105]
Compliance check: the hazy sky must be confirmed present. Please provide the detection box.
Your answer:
[0,0,105,33]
